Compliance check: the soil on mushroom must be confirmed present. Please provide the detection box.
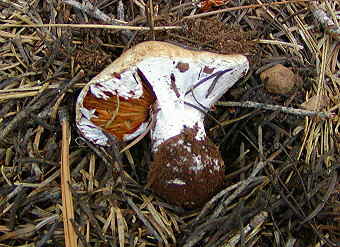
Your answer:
[148,126,225,208]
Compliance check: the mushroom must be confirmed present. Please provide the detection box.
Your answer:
[76,41,249,208]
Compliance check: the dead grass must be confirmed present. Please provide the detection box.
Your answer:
[0,0,339,246]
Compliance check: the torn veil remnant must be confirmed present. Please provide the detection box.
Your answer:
[76,41,249,208]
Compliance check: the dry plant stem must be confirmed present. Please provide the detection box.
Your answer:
[195,176,267,223]
[0,83,86,94]
[1,23,182,31]
[256,39,304,50]
[64,0,126,25]
[300,170,337,224]
[226,211,268,247]
[184,209,263,247]
[59,109,77,247]
[0,88,53,145]
[126,198,163,243]
[189,134,300,246]
[131,0,146,16]
[216,101,334,119]
[79,138,113,170]
[0,70,84,144]
[0,0,336,245]
[147,0,155,40]
[117,0,125,20]
[211,176,266,220]
[183,0,316,20]
[36,219,60,247]
[311,2,340,40]
[170,1,196,12]
[0,71,84,144]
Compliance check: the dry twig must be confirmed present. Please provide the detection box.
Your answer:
[216,101,335,119]
[1,23,182,31]
[59,108,77,247]
[64,0,126,25]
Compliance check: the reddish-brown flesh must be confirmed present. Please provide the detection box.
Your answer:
[83,83,155,140]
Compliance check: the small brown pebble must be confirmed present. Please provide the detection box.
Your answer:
[301,94,330,111]
[260,64,298,95]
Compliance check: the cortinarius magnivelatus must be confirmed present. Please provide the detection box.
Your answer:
[76,41,249,207]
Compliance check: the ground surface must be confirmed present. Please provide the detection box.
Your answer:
[0,0,339,246]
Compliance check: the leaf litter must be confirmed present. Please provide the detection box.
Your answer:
[0,0,339,246]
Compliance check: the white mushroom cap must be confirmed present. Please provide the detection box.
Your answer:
[76,41,248,146]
